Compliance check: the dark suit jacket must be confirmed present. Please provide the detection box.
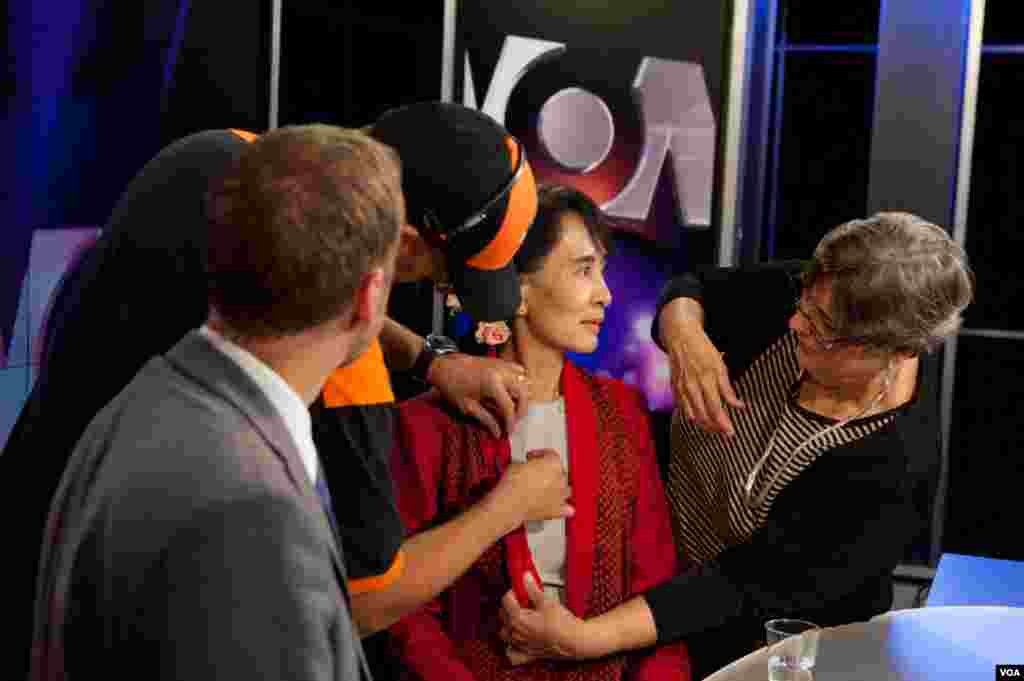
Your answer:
[31,331,365,681]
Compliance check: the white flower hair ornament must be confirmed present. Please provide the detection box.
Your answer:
[443,291,511,346]
[475,321,511,346]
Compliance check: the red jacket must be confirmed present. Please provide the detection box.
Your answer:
[391,360,690,681]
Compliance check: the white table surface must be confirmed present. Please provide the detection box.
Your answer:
[705,606,1024,681]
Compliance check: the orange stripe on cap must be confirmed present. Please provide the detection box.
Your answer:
[322,338,395,407]
[348,549,406,595]
[229,128,259,143]
[465,137,538,270]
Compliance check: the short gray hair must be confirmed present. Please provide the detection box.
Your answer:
[802,212,974,355]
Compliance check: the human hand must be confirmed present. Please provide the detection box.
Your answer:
[428,353,529,438]
[504,645,541,666]
[499,572,591,661]
[492,449,574,527]
[659,298,745,436]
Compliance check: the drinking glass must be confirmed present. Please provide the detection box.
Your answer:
[765,619,819,680]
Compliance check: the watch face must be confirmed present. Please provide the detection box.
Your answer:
[427,334,458,354]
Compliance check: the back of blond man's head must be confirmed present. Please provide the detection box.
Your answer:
[206,124,403,338]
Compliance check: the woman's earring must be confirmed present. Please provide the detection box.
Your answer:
[517,302,527,317]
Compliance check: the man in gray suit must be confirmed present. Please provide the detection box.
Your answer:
[31,124,403,681]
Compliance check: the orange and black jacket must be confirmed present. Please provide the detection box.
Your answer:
[312,339,407,596]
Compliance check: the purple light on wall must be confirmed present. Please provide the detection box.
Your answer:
[160,0,193,107]
[573,234,677,413]
[6,227,101,369]
[1,226,99,450]
[607,307,674,413]
[3,0,90,365]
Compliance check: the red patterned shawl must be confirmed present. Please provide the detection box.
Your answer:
[391,360,690,681]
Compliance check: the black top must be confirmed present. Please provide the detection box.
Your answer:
[645,262,939,676]
[311,400,404,582]
[310,399,406,681]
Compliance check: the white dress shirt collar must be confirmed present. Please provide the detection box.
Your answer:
[198,325,318,485]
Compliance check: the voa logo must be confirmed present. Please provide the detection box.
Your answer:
[463,35,716,229]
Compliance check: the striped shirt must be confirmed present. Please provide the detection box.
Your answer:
[665,331,896,563]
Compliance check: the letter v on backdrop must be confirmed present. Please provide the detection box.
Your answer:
[454,3,731,243]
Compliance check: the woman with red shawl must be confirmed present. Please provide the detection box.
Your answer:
[390,185,691,681]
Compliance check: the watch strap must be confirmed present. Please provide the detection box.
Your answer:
[410,334,457,383]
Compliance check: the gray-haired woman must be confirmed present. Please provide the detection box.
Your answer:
[497,212,974,679]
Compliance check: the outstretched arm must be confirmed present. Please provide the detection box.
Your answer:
[657,295,744,436]
[377,316,425,373]
[498,392,672,666]
[378,316,529,437]
[350,398,573,636]
[500,575,658,662]
[624,399,691,681]
[501,448,913,654]
[351,452,572,635]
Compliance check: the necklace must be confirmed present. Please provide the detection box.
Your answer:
[743,366,895,509]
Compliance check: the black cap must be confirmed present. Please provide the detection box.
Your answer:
[370,102,537,323]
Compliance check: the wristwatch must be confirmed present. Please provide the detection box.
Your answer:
[410,334,459,383]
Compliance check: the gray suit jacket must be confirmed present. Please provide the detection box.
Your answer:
[31,331,366,681]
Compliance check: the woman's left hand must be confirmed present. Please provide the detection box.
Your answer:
[498,573,591,662]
